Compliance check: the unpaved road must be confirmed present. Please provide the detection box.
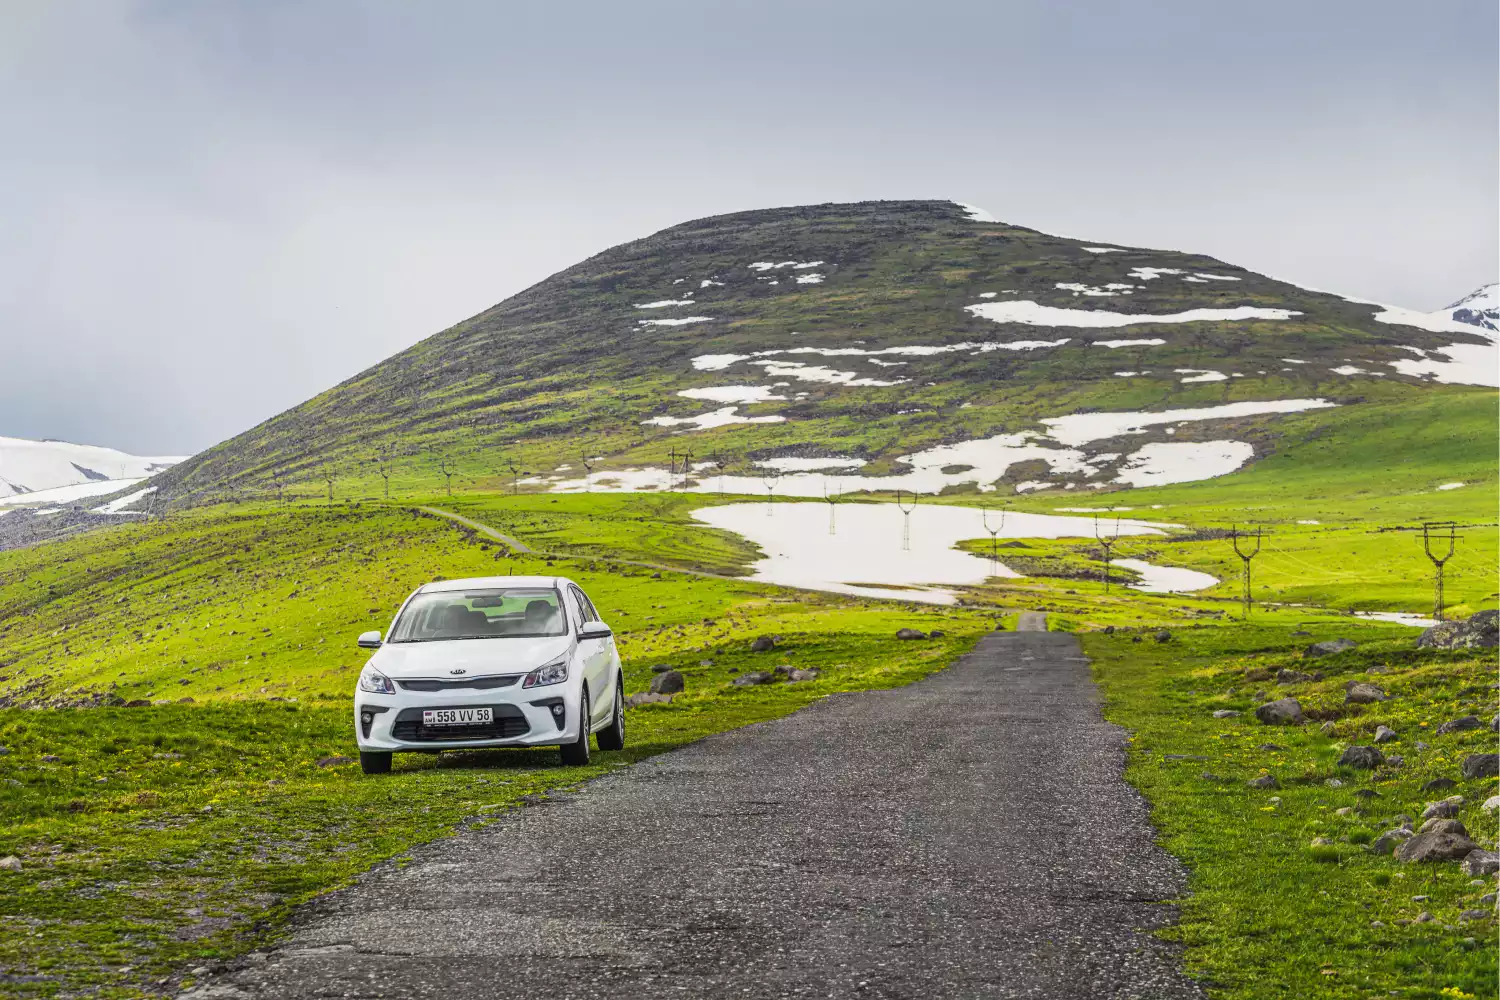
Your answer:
[190,631,1203,1000]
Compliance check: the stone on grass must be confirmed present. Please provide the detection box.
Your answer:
[1247,774,1279,789]
[1420,796,1464,821]
[749,635,777,652]
[648,670,685,695]
[1153,630,1172,643]
[1422,777,1457,793]
[1338,745,1385,769]
[0,856,20,872]
[1324,777,1344,788]
[1371,827,1414,855]
[1484,796,1500,813]
[1461,849,1500,877]
[649,664,672,674]
[1416,609,1498,650]
[1372,725,1398,744]
[315,756,353,768]
[1305,638,1357,657]
[1460,753,1499,780]
[1344,681,1389,704]
[1254,698,1304,725]
[1256,743,1286,752]
[1383,754,1404,768]
[1319,722,1337,736]
[1436,715,1482,735]
[1459,909,1491,923]
[895,628,927,640]
[625,692,673,708]
[733,671,774,687]
[929,630,945,639]
[1212,709,1241,719]
[787,669,820,682]
[1395,819,1479,863]
[1276,668,1315,684]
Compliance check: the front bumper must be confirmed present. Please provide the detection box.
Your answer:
[355,684,581,752]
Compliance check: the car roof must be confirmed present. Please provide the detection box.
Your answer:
[417,575,571,594]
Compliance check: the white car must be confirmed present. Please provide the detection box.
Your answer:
[352,576,625,774]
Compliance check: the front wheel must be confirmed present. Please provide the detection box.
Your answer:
[596,680,625,751]
[560,688,591,766]
[360,750,392,775]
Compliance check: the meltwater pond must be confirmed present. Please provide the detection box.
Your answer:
[692,502,1212,604]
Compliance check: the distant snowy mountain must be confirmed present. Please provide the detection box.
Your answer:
[1439,283,1498,333]
[0,436,183,502]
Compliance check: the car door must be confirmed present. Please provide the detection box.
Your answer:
[576,584,620,702]
[569,585,610,725]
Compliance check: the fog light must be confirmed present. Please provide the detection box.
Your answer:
[362,712,373,725]
[550,704,564,718]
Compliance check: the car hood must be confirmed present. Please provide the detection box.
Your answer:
[369,635,572,679]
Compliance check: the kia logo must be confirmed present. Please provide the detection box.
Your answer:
[449,668,467,675]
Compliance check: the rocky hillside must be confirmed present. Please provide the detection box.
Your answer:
[150,200,1494,500]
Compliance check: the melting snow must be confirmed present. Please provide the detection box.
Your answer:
[966,301,1299,328]
[1127,267,1185,281]
[638,316,714,328]
[1113,558,1218,593]
[1083,247,1127,254]
[0,477,151,508]
[795,273,825,284]
[752,360,907,387]
[1353,611,1438,628]
[755,456,867,472]
[635,299,695,309]
[1114,441,1255,487]
[642,407,786,430]
[1041,399,1336,446]
[1175,369,1228,383]
[678,386,788,404]
[93,487,155,514]
[1436,482,1466,491]
[1057,282,1137,297]
[1389,343,1499,387]
[956,203,999,223]
[1095,338,1164,348]
[1193,273,1241,281]
[700,279,724,288]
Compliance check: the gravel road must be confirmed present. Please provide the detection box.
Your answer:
[189,630,1203,999]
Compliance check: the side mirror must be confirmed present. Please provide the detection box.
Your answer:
[578,622,612,640]
[357,630,383,649]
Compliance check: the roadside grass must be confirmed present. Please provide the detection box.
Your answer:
[0,494,989,997]
[1087,621,1499,1000]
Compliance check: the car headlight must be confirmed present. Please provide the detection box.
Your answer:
[522,655,569,689]
[358,667,395,695]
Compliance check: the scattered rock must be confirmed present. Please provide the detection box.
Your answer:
[0,856,20,872]
[0,747,9,756]
[1334,806,1354,816]
[1384,754,1405,768]
[732,671,774,687]
[1325,777,1344,788]
[1371,827,1414,855]
[699,659,714,667]
[1291,629,1311,636]
[1254,698,1304,725]
[1310,836,1334,847]
[123,699,151,708]
[625,692,673,707]
[1244,667,1270,681]
[1247,774,1279,789]
[1482,893,1497,906]
[1414,741,1429,750]
[649,664,672,674]
[1212,709,1241,719]
[1164,754,1210,761]
[1320,722,1337,736]
[151,752,183,760]
[1460,753,1499,780]
[315,756,353,768]
[1305,638,1357,657]
[1276,669,1314,684]
[648,670,685,695]
[1484,795,1500,813]
[1459,909,1490,923]
[1395,819,1480,863]
[1420,796,1464,821]
[895,628,927,640]
[1344,681,1389,704]
[1413,911,1434,923]
[1256,743,1286,752]
[1372,725,1399,744]
[39,755,59,763]
[1354,788,1380,799]
[749,635,777,653]
[1436,716,1482,735]
[1103,625,1116,635]
[1422,777,1457,793]
[1462,849,1500,877]
[929,630,945,639]
[1338,745,1385,769]
[787,669,820,682]
[1153,630,1172,643]
[1416,609,1498,650]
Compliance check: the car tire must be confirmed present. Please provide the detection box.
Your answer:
[560,687,591,766]
[360,751,392,775]
[596,679,625,751]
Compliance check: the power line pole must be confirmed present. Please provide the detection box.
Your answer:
[1095,514,1121,593]
[1230,525,1262,618]
[824,477,841,534]
[759,467,781,515]
[896,490,917,551]
[1421,521,1458,621]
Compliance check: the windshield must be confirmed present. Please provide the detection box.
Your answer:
[388,588,567,642]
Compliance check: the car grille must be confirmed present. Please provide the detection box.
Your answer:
[391,705,530,742]
[396,675,522,692]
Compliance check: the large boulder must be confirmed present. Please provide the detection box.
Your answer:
[1462,849,1500,877]
[895,628,927,640]
[1460,753,1499,780]
[1372,725,1398,744]
[625,692,673,707]
[1344,681,1389,704]
[1306,638,1357,658]
[1254,698,1305,725]
[1420,796,1464,821]
[1371,826,1414,855]
[1337,745,1385,769]
[1276,668,1315,684]
[1395,819,1480,863]
[648,670,685,695]
[749,635,777,652]
[732,671,774,687]
[1436,716,1482,735]
[1416,609,1499,650]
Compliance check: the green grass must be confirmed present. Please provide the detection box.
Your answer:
[1088,621,1498,1000]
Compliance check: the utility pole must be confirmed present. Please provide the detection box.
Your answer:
[824,477,841,534]
[506,461,522,495]
[710,455,729,496]
[374,449,395,500]
[1421,521,1458,621]
[896,490,917,551]
[580,453,595,492]
[759,467,781,515]
[1230,525,1262,618]
[435,454,456,497]
[1095,514,1121,593]
[678,448,694,489]
[321,463,336,506]
[982,507,1006,569]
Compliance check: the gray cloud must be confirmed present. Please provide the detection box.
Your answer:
[1,0,1494,454]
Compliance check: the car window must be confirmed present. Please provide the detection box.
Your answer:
[571,585,600,623]
[387,588,566,642]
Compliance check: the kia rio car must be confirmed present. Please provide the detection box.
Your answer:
[352,576,624,774]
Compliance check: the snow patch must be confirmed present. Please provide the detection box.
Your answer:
[1175,369,1229,383]
[1041,399,1336,446]
[755,456,867,472]
[678,386,787,404]
[638,316,713,328]
[956,203,999,223]
[1113,558,1218,594]
[642,407,786,430]
[966,301,1299,329]
[1083,247,1127,254]
[1114,441,1255,487]
[634,299,695,309]
[1094,338,1165,348]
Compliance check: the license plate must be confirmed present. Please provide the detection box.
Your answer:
[422,707,493,727]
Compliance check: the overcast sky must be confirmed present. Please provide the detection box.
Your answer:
[2,1,1495,455]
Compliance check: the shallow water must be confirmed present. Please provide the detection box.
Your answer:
[692,502,1194,604]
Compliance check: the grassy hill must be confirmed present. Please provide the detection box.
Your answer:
[143,199,1490,504]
